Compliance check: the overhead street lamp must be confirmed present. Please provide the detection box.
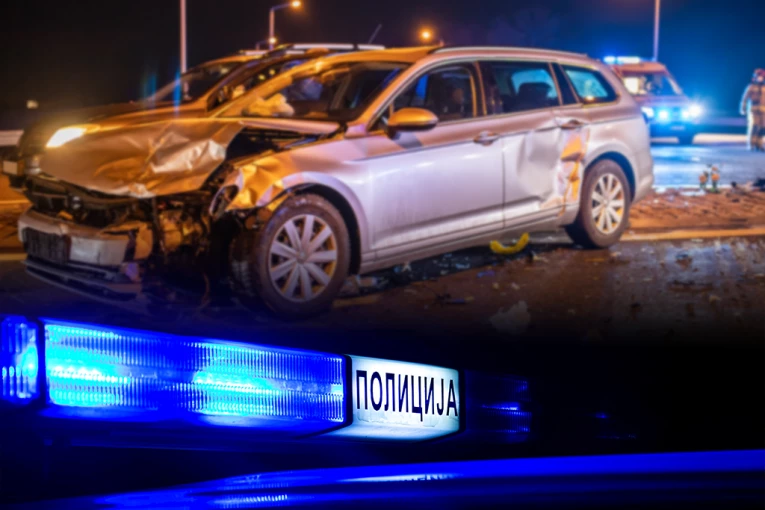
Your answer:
[269,1,302,50]
[419,28,443,47]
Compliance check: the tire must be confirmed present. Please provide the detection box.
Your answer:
[230,193,351,319]
[565,159,632,249]
[677,133,695,145]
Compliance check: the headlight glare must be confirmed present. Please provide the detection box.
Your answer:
[46,126,89,148]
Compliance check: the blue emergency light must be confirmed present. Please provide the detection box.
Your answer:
[1,316,346,434]
[1,315,532,445]
[604,56,643,65]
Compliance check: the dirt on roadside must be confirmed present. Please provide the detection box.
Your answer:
[630,188,765,231]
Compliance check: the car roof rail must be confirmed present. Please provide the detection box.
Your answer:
[428,45,587,58]
[266,43,385,55]
[237,49,269,57]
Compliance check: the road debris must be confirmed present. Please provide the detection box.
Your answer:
[708,294,722,305]
[510,283,521,291]
[333,294,382,308]
[490,301,531,335]
[477,270,496,278]
[490,233,530,255]
[675,253,693,268]
[528,251,548,264]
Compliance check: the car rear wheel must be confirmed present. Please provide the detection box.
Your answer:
[565,159,631,249]
[230,194,351,319]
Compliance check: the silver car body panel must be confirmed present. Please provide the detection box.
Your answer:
[220,48,652,272]
[25,46,654,279]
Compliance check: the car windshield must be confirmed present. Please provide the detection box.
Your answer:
[145,61,244,104]
[221,60,408,122]
[621,71,683,97]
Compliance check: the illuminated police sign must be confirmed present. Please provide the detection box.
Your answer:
[331,356,460,440]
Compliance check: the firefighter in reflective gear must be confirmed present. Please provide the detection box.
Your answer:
[740,69,765,151]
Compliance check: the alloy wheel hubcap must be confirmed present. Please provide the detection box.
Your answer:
[268,214,337,303]
[591,174,625,235]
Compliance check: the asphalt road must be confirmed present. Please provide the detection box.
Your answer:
[0,236,763,344]
[653,134,765,187]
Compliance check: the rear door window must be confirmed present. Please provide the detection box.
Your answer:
[562,66,618,104]
[481,61,560,114]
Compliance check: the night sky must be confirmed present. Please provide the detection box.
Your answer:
[0,0,763,114]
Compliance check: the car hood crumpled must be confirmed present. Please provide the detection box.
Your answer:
[39,117,339,198]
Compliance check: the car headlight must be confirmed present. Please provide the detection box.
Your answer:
[657,109,671,122]
[641,107,655,119]
[689,104,703,118]
[46,126,93,148]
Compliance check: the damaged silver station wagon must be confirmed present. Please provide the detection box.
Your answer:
[18,46,654,317]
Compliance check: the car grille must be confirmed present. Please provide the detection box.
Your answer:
[26,178,143,229]
[25,229,70,265]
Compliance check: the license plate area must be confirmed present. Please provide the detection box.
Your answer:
[25,229,70,264]
[2,159,20,176]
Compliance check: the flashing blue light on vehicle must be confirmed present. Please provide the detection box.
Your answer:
[463,372,531,442]
[42,320,345,432]
[1,316,39,404]
[657,109,671,122]
[604,56,642,65]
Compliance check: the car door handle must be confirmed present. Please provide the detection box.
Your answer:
[474,131,501,145]
[559,119,588,130]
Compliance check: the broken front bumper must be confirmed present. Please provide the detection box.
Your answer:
[17,208,153,301]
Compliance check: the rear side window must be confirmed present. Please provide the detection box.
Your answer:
[481,61,559,114]
[563,66,618,104]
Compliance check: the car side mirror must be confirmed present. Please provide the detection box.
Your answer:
[386,108,439,138]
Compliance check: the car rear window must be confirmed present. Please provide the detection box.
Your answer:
[482,61,559,114]
[562,66,618,104]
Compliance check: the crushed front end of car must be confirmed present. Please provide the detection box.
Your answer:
[17,118,336,310]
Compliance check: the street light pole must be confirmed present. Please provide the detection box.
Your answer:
[269,7,276,50]
[180,0,187,73]
[268,1,301,51]
[653,0,661,62]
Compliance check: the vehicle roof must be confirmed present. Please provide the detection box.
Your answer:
[191,54,260,68]
[612,62,669,73]
[313,45,596,66]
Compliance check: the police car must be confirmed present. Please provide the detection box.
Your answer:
[606,56,703,145]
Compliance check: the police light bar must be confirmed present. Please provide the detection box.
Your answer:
[2,316,345,434]
[604,56,643,65]
[1,315,531,445]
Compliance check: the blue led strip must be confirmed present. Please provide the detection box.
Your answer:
[0,316,39,404]
[42,320,345,432]
[464,372,531,439]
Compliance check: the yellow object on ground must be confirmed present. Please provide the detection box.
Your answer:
[490,233,530,255]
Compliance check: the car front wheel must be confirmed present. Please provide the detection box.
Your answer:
[230,193,351,318]
[565,159,632,249]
